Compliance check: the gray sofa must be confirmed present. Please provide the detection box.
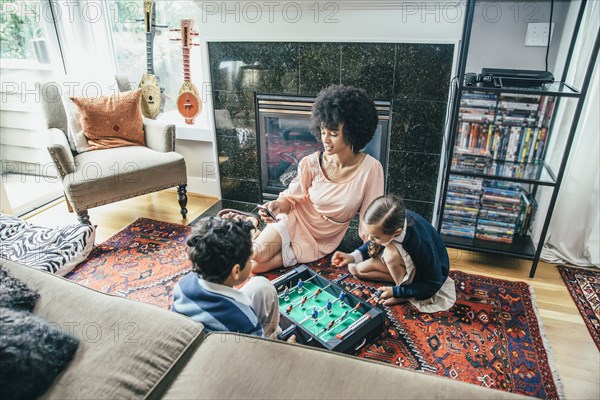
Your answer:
[2,259,528,399]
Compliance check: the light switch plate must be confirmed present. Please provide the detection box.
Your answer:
[525,22,555,47]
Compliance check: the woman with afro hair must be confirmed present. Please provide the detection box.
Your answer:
[251,84,384,273]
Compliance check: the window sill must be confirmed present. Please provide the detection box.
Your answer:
[157,109,213,143]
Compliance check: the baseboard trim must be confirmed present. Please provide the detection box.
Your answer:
[185,176,220,198]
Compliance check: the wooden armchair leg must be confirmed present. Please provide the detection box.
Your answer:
[77,210,91,224]
[64,194,73,213]
[178,184,188,219]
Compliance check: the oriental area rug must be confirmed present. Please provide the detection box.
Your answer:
[66,218,193,308]
[556,265,600,350]
[67,218,562,399]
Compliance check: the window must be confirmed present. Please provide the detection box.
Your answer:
[1,0,64,215]
[1,0,52,64]
[106,0,195,112]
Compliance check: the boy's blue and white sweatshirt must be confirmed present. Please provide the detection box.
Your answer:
[171,273,264,337]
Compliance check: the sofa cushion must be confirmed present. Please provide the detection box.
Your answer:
[163,332,529,400]
[0,266,39,312]
[1,260,205,399]
[71,89,145,151]
[0,308,79,400]
[56,77,124,153]
[0,214,95,276]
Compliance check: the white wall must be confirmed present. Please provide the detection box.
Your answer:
[195,2,464,41]
[466,0,573,76]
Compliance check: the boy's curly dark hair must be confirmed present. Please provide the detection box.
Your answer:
[309,85,378,153]
[187,217,255,284]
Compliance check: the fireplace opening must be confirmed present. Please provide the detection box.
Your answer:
[256,94,391,201]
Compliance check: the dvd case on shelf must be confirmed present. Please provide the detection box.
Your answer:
[441,175,483,239]
[475,180,523,244]
[454,93,554,165]
[441,177,538,244]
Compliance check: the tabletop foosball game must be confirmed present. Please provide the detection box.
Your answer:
[273,265,384,354]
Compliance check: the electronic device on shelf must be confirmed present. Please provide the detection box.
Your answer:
[465,68,554,88]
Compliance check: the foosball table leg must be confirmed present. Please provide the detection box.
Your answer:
[354,338,367,352]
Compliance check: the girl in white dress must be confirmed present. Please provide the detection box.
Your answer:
[333,195,456,313]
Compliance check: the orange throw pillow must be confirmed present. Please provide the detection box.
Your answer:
[71,90,145,150]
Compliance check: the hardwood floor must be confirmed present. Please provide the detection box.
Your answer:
[24,190,219,243]
[23,190,599,399]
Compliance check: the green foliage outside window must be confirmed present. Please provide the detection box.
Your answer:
[0,0,42,60]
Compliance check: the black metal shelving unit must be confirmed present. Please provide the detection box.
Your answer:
[437,0,599,277]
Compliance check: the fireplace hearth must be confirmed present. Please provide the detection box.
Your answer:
[256,94,391,200]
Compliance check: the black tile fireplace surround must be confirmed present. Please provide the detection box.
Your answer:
[207,41,454,247]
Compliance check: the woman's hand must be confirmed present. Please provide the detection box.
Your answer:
[332,251,354,267]
[258,201,280,223]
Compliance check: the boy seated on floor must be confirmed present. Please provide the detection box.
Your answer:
[172,216,286,339]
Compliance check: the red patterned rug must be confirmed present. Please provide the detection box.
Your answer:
[67,218,562,398]
[557,265,600,350]
[266,259,563,399]
[66,218,192,308]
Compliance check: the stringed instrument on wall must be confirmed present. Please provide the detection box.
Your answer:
[171,19,201,124]
[138,0,166,119]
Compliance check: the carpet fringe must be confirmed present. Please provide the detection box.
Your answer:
[556,265,600,352]
[557,264,600,273]
[528,285,566,400]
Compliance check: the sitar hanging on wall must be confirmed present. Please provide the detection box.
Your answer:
[139,0,165,119]
[172,19,201,125]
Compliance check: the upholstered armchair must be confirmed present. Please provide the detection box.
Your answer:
[37,81,187,224]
